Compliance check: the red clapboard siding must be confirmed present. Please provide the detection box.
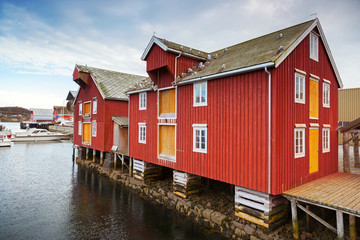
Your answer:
[73,67,129,152]
[270,28,339,195]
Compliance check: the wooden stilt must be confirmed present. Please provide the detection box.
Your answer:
[349,215,356,240]
[354,136,360,168]
[336,210,344,240]
[121,154,124,172]
[100,151,104,165]
[114,153,117,170]
[343,132,350,173]
[291,199,299,240]
[306,205,311,232]
[173,170,201,198]
[86,148,89,160]
[72,145,75,162]
[129,157,133,177]
[93,149,96,163]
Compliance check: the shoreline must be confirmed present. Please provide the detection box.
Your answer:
[76,158,336,240]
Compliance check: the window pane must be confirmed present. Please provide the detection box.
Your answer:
[201,84,206,103]
[195,85,200,103]
[201,142,205,149]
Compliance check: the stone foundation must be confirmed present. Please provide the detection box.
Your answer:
[76,158,335,240]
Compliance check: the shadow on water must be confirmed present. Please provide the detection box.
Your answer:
[67,165,226,240]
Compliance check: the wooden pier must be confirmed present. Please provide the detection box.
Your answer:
[283,172,360,240]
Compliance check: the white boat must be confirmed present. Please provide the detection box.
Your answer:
[0,125,12,138]
[11,128,68,142]
[0,135,11,147]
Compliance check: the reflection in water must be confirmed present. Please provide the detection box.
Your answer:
[0,122,224,240]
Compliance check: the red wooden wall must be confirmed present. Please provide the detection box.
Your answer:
[73,67,129,152]
[271,28,339,194]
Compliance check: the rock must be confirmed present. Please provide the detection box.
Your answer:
[250,236,260,240]
[202,209,214,220]
[256,229,272,240]
[250,223,257,230]
[194,204,204,217]
[210,211,227,226]
[232,220,245,230]
[158,188,166,196]
[207,202,212,208]
[234,228,247,237]
[244,224,255,235]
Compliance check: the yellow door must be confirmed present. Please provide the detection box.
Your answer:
[83,123,91,144]
[309,79,319,119]
[159,125,175,157]
[159,89,175,116]
[309,128,319,173]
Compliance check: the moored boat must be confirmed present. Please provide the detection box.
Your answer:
[11,128,69,142]
[0,135,11,147]
[0,124,12,138]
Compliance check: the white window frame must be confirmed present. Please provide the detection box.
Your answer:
[139,92,147,110]
[323,82,330,108]
[322,128,330,153]
[78,102,83,116]
[193,124,207,153]
[138,123,146,144]
[193,81,207,107]
[92,121,97,137]
[78,121,82,136]
[310,32,319,61]
[92,98,97,114]
[295,72,305,104]
[294,128,305,158]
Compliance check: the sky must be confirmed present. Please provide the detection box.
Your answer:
[0,0,359,109]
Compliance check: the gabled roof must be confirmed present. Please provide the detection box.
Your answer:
[75,65,149,101]
[30,108,53,116]
[112,116,128,127]
[126,77,154,94]
[141,19,342,88]
[66,90,77,100]
[54,106,72,115]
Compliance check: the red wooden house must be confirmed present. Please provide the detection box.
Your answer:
[30,108,54,122]
[127,19,342,227]
[73,64,147,163]
[53,106,73,123]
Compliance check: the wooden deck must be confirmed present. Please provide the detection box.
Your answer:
[283,172,360,216]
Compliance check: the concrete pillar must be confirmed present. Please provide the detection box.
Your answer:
[93,149,96,163]
[100,151,104,165]
[343,132,350,173]
[86,148,89,160]
[129,157,133,177]
[114,153,117,170]
[336,210,344,240]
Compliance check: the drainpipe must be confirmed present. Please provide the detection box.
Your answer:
[264,67,271,194]
[174,53,182,82]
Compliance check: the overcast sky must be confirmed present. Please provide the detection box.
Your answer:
[0,0,359,109]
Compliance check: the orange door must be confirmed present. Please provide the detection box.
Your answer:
[309,128,319,173]
[159,88,175,117]
[82,123,91,144]
[309,79,319,119]
[159,125,175,157]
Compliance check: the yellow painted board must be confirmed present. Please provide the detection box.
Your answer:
[83,123,91,144]
[309,79,319,119]
[159,125,175,156]
[159,89,175,115]
[309,128,319,173]
[84,102,91,115]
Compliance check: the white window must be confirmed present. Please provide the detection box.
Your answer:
[139,92,147,110]
[310,33,319,61]
[78,121,82,136]
[193,81,207,106]
[93,98,97,114]
[323,128,330,152]
[138,123,146,144]
[193,124,207,153]
[92,121,97,137]
[323,83,330,108]
[79,102,83,115]
[294,128,305,158]
[295,72,305,104]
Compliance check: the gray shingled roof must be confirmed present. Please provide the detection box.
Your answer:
[178,19,316,82]
[76,65,148,100]
[112,116,128,127]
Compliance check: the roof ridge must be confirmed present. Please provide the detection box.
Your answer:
[76,64,148,78]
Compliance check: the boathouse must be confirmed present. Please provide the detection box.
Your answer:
[30,108,54,122]
[53,106,73,122]
[127,18,342,228]
[73,64,147,164]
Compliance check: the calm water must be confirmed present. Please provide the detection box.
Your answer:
[0,122,225,240]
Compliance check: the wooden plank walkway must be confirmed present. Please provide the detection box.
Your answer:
[283,172,360,216]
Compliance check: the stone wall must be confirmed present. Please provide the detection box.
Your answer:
[76,158,333,240]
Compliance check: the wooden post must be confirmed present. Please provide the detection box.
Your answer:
[114,153,117,170]
[72,145,75,162]
[306,205,311,232]
[291,199,299,240]
[350,215,356,240]
[354,136,360,168]
[100,151,104,165]
[129,157,133,177]
[121,155,124,172]
[343,132,350,173]
[86,148,89,160]
[93,149,96,163]
[336,210,344,240]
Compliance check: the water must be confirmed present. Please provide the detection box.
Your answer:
[0,122,225,240]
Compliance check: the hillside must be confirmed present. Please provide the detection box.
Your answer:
[0,107,31,122]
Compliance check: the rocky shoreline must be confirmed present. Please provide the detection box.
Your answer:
[77,158,336,240]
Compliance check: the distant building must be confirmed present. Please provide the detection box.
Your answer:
[30,108,53,122]
[53,106,73,123]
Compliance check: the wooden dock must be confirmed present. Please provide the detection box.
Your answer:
[283,172,360,240]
